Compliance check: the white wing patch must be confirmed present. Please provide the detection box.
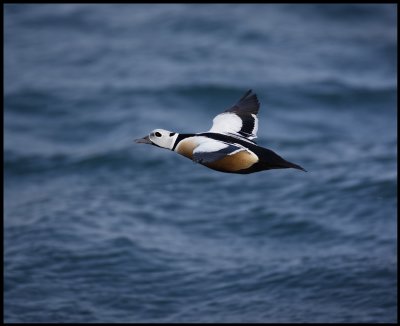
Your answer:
[193,138,230,154]
[209,113,243,135]
[209,112,258,140]
[192,138,248,164]
[251,114,258,138]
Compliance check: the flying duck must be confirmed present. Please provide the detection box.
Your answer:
[135,90,306,174]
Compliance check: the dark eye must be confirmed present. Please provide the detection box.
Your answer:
[169,132,175,137]
[155,132,162,137]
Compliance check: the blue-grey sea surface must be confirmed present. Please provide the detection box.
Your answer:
[4,4,397,323]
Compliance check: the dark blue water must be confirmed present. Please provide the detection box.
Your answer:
[4,4,397,323]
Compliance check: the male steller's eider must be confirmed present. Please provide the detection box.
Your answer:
[135,90,306,174]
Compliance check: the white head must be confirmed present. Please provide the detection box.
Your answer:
[135,129,178,150]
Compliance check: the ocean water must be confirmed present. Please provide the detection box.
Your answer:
[4,4,397,323]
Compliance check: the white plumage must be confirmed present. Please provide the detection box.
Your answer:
[193,137,231,154]
[209,113,243,135]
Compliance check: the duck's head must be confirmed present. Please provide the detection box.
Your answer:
[135,129,177,150]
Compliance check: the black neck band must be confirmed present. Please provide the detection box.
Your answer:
[172,133,196,151]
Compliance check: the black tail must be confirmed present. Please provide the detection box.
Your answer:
[256,147,307,172]
[281,160,307,172]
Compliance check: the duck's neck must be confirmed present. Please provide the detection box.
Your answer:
[171,133,196,151]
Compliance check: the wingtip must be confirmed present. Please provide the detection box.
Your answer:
[239,89,253,101]
[227,89,259,114]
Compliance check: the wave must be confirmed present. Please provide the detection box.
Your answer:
[5,73,396,114]
[3,147,165,176]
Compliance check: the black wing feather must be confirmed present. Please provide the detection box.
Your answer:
[225,89,260,115]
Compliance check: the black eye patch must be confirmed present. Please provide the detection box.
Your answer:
[155,132,162,137]
[169,132,175,137]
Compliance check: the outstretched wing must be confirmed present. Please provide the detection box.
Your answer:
[192,139,243,164]
[209,89,260,141]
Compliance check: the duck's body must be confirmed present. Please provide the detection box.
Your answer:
[135,90,306,174]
